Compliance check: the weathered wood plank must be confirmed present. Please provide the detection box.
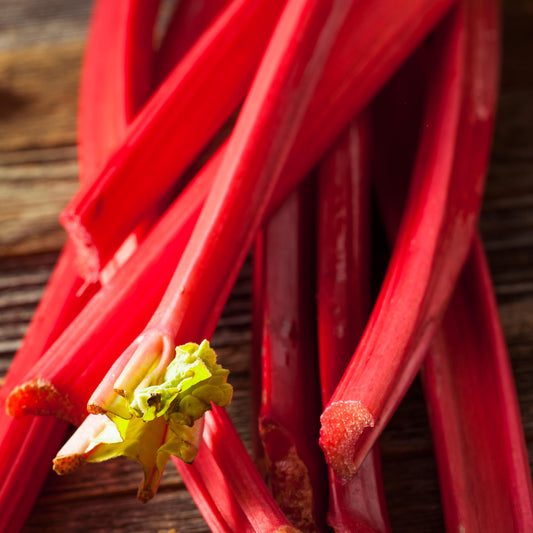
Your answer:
[0,40,82,255]
[0,0,92,50]
[0,43,83,151]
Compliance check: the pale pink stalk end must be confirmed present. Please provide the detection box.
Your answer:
[87,330,175,418]
[52,413,183,503]
[52,413,112,474]
[113,331,175,398]
[319,400,374,482]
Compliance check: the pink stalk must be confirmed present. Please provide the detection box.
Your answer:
[60,0,288,282]
[317,119,391,533]
[255,178,327,531]
[250,229,266,474]
[0,2,158,531]
[154,0,231,84]
[422,237,533,531]
[319,3,466,480]
[79,0,162,283]
[320,0,499,482]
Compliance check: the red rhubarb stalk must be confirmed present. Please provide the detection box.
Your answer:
[320,2,466,480]
[422,237,533,532]
[317,119,391,533]
[0,2,157,531]
[79,0,162,283]
[250,229,266,473]
[371,9,531,527]
[60,0,288,282]
[320,0,499,482]
[255,178,327,531]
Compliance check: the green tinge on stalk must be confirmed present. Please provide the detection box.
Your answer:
[53,340,232,502]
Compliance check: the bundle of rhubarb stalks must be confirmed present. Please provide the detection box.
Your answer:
[1,0,532,531]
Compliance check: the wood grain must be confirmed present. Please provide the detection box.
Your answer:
[0,1,531,532]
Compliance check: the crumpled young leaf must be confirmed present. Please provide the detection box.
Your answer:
[128,340,233,425]
[53,340,232,502]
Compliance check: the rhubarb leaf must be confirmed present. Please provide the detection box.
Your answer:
[128,339,233,424]
[53,340,232,501]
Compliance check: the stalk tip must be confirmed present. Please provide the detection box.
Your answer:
[260,423,316,531]
[53,453,86,475]
[137,486,154,504]
[6,378,83,425]
[319,400,374,483]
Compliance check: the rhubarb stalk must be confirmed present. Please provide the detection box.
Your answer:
[422,237,533,531]
[320,0,499,482]
[255,178,327,531]
[175,407,299,532]
[0,2,157,531]
[317,119,391,532]
[78,0,160,183]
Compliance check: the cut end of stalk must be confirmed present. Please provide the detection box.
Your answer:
[6,378,84,425]
[137,486,155,504]
[319,400,374,483]
[59,211,101,283]
[53,453,86,475]
[260,423,317,532]
[275,528,302,533]
[87,403,107,416]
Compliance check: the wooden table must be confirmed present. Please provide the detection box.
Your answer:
[1,1,531,531]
